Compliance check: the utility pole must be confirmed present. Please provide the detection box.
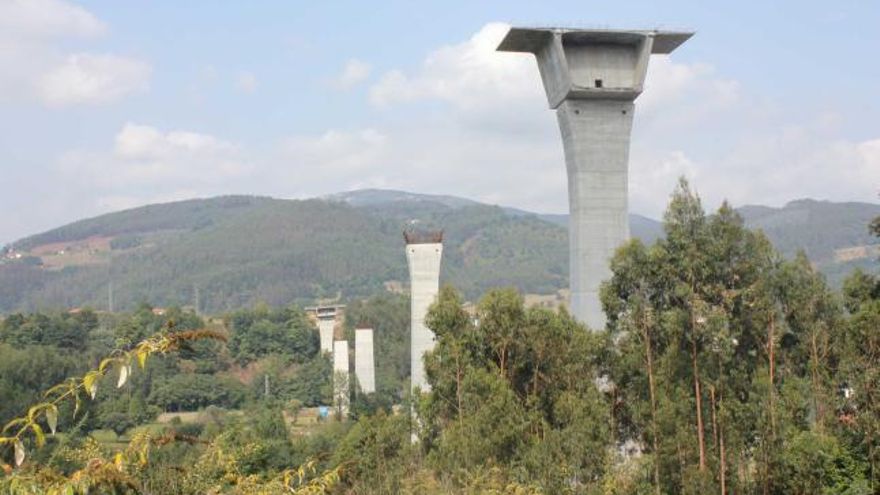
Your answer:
[194,283,200,316]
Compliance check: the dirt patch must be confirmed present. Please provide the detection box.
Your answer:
[834,244,880,263]
[524,289,570,310]
[156,411,203,423]
[29,236,114,269]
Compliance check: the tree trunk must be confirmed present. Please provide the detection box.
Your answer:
[869,438,875,493]
[692,330,707,471]
[643,311,662,495]
[455,352,463,424]
[810,331,824,427]
[763,313,776,495]
[719,387,727,495]
[768,313,776,435]
[710,386,718,452]
[499,345,507,380]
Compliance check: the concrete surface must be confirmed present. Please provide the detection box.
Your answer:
[355,328,376,394]
[332,340,349,416]
[498,27,692,329]
[406,241,443,393]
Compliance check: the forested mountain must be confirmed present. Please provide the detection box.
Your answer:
[738,199,880,282]
[0,190,877,313]
[2,184,880,493]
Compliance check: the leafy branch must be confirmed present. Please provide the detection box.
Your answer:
[0,325,226,472]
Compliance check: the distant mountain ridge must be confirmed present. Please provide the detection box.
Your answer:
[1,190,877,313]
[327,189,667,243]
[325,189,479,209]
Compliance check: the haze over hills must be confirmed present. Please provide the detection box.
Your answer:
[0,189,877,314]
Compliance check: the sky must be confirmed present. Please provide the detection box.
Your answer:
[1,0,879,244]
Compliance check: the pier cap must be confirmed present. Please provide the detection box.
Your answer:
[497,26,693,108]
[403,229,443,245]
[497,27,693,54]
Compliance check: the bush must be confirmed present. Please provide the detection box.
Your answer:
[149,374,250,411]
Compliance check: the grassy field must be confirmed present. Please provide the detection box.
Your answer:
[92,406,331,451]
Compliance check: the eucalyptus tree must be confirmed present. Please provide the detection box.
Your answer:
[601,179,854,493]
[840,269,880,489]
[422,286,610,493]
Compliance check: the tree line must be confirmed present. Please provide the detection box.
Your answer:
[1,179,878,493]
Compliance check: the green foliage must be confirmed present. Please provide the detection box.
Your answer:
[740,199,880,261]
[842,269,880,313]
[871,214,880,239]
[0,309,98,351]
[110,234,143,250]
[222,305,330,407]
[0,326,226,474]
[16,196,266,251]
[600,179,871,493]
[226,305,318,365]
[269,355,332,407]
[780,430,870,494]
[101,412,136,437]
[344,293,410,398]
[113,304,204,349]
[2,193,877,312]
[420,287,610,492]
[837,269,880,491]
[331,411,411,493]
[0,345,84,431]
[2,197,405,312]
[1,187,879,494]
[149,374,250,412]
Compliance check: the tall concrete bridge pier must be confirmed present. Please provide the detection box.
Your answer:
[498,27,692,329]
[355,327,376,394]
[333,340,350,417]
[405,230,443,394]
[305,305,345,354]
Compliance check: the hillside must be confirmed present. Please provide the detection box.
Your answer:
[1,191,877,313]
[1,194,573,312]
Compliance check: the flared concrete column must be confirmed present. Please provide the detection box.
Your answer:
[497,27,692,330]
[557,99,634,329]
[318,319,334,354]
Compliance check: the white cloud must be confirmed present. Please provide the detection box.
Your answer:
[272,122,562,209]
[369,22,540,110]
[358,23,741,213]
[638,56,740,125]
[236,71,258,93]
[0,0,105,39]
[859,139,880,170]
[13,22,876,244]
[279,129,389,190]
[321,22,878,217]
[629,150,701,215]
[332,59,372,90]
[95,190,204,212]
[0,0,150,107]
[713,131,880,208]
[628,130,880,217]
[59,122,250,191]
[37,53,151,106]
